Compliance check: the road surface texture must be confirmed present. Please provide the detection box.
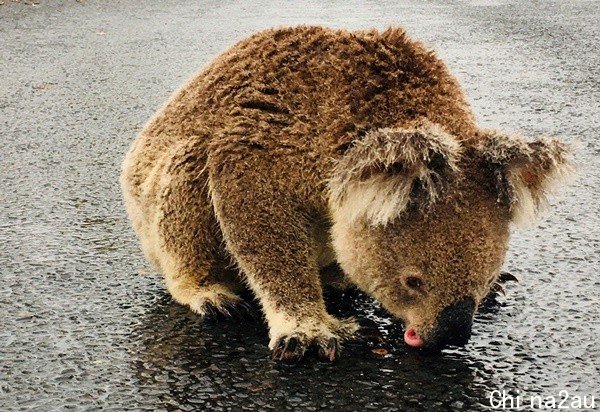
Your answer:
[1,0,598,410]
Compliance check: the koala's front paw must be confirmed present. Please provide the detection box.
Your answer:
[269,317,359,363]
[271,334,309,362]
[271,333,340,363]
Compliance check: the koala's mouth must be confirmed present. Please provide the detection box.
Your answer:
[403,297,476,351]
[404,327,425,348]
[403,323,472,352]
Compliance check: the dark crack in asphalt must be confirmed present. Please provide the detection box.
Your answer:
[1,0,598,410]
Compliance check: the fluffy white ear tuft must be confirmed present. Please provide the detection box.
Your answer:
[328,121,462,226]
[478,131,574,227]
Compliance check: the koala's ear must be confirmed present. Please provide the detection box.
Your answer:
[478,131,574,227]
[328,121,462,226]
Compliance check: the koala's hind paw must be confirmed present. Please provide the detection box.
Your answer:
[184,286,243,318]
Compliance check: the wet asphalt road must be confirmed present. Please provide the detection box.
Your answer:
[1,0,599,410]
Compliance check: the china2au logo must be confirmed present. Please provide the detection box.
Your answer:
[489,390,596,410]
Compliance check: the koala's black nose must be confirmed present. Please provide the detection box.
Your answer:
[428,297,475,350]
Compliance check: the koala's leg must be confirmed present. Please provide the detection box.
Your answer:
[158,158,246,316]
[209,165,358,362]
[124,139,242,316]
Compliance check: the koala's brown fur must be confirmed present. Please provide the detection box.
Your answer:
[121,26,572,361]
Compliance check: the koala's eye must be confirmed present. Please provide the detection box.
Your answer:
[404,276,424,291]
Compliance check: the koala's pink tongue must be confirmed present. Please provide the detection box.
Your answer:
[404,327,424,348]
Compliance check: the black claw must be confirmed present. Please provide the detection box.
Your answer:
[200,298,257,320]
[271,338,286,359]
[204,304,217,317]
[222,302,238,317]
[271,336,307,363]
[317,338,340,362]
[285,337,299,353]
[491,283,506,296]
[499,271,519,283]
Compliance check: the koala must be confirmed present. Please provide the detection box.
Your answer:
[121,26,572,362]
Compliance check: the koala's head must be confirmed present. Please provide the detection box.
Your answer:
[328,121,572,351]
